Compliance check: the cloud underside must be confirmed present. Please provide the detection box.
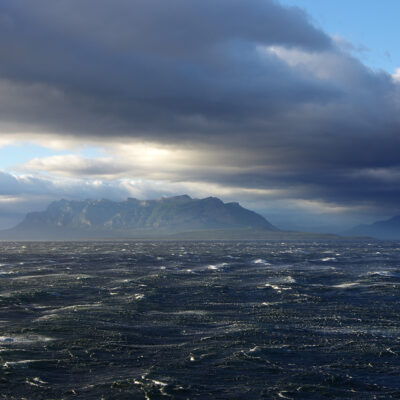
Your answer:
[0,0,400,226]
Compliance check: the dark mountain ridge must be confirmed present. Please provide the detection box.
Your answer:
[0,195,277,240]
[345,215,400,240]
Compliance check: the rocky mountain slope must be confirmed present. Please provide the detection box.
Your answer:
[345,215,400,240]
[1,195,277,239]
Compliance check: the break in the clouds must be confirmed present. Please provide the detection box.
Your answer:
[0,0,400,230]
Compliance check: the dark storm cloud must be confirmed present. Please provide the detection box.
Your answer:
[0,0,334,137]
[0,0,400,216]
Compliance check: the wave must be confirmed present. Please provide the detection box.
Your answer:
[368,270,400,278]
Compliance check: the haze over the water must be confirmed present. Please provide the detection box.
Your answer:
[0,0,399,233]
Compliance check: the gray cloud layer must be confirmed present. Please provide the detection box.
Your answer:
[0,0,400,221]
[0,0,334,137]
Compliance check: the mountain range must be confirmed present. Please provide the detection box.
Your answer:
[0,195,278,240]
[0,194,389,241]
[344,215,400,240]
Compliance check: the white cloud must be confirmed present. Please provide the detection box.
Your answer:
[393,68,400,82]
[20,154,128,178]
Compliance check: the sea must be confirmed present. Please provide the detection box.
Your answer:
[0,240,399,399]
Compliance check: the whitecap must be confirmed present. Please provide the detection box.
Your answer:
[207,262,228,270]
[3,360,36,368]
[261,302,281,306]
[151,380,167,387]
[174,310,208,316]
[184,269,195,273]
[333,282,359,289]
[26,377,47,387]
[285,276,296,283]
[264,283,281,291]
[264,283,292,293]
[0,335,53,344]
[34,314,59,322]
[252,258,270,265]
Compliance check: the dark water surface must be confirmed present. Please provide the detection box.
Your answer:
[0,241,399,399]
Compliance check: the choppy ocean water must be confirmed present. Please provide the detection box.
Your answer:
[0,240,399,399]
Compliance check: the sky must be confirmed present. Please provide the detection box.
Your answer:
[0,0,399,233]
[280,0,400,74]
